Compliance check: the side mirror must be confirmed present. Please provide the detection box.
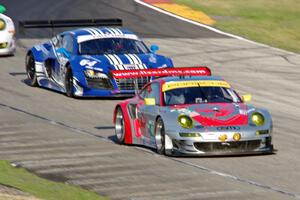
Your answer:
[144,98,156,106]
[0,5,6,14]
[150,44,159,54]
[242,94,252,103]
[57,47,70,59]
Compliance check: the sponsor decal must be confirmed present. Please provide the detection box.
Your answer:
[34,44,48,54]
[147,120,155,137]
[218,134,227,142]
[149,54,157,63]
[216,126,240,131]
[111,67,210,78]
[162,80,230,92]
[77,33,139,43]
[233,133,241,141]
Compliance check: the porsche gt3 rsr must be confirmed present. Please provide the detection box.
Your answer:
[23,19,173,97]
[0,12,16,56]
[113,67,274,156]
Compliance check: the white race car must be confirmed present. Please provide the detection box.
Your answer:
[0,12,16,56]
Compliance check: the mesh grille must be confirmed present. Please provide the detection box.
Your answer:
[115,77,150,91]
[86,78,113,90]
[194,140,261,152]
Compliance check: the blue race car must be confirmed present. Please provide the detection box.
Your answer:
[23,19,173,97]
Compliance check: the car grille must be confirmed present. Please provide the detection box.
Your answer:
[194,140,261,152]
[115,77,150,91]
[86,78,113,90]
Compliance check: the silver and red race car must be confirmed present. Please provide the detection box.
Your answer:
[113,67,274,156]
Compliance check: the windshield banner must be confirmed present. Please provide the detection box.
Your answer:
[111,67,211,78]
[162,80,230,92]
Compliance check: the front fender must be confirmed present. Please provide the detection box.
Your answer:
[155,55,174,68]
[28,45,47,62]
[114,102,133,144]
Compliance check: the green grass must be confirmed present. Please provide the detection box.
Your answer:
[0,160,108,200]
[173,0,300,53]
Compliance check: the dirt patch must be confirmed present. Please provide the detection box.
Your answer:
[0,184,40,200]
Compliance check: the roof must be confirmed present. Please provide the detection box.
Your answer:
[63,27,140,43]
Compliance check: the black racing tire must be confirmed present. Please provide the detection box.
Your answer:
[25,52,38,87]
[65,66,74,97]
[115,107,125,144]
[155,117,166,155]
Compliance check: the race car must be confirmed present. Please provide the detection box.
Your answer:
[22,19,173,97]
[0,6,16,56]
[113,67,274,156]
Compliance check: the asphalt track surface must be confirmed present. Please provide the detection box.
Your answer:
[1,0,300,200]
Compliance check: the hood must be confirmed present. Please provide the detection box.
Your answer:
[76,53,170,72]
[170,103,249,127]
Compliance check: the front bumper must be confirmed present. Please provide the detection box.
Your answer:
[0,36,16,56]
[166,131,274,156]
[0,41,15,55]
[73,74,143,97]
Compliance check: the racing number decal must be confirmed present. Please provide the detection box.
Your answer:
[134,103,143,138]
[80,59,97,68]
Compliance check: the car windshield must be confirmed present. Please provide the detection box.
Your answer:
[164,86,242,105]
[79,38,150,55]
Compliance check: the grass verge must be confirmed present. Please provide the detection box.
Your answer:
[0,160,108,200]
[173,0,300,53]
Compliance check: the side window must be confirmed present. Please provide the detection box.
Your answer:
[139,83,160,105]
[139,87,148,99]
[62,34,74,53]
[52,35,62,48]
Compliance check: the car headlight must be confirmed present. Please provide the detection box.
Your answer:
[251,112,265,126]
[256,130,269,135]
[0,19,6,30]
[84,70,108,79]
[0,42,8,49]
[178,115,193,129]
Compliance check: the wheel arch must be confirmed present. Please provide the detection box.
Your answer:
[25,50,34,66]
[155,114,170,131]
[113,103,133,144]
[28,46,45,62]
[65,61,71,69]
[154,114,173,155]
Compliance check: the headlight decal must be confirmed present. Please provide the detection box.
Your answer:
[179,132,201,137]
[251,112,265,126]
[0,19,6,30]
[178,114,193,129]
[84,69,108,79]
[256,130,269,135]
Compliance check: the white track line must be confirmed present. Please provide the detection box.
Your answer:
[134,0,296,55]
[171,158,300,199]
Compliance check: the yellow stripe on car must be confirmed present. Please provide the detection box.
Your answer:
[162,80,231,92]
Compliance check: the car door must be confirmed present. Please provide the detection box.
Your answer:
[137,82,161,145]
[52,33,74,84]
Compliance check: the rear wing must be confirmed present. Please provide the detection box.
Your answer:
[19,18,122,35]
[111,66,211,79]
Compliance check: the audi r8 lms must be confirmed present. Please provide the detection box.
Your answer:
[0,8,16,56]
[113,67,274,156]
[24,19,173,97]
